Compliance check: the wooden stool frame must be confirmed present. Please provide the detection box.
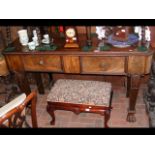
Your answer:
[47,91,113,128]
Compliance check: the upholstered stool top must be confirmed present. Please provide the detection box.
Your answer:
[47,79,112,106]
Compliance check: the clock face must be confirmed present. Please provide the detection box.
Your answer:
[66,28,76,38]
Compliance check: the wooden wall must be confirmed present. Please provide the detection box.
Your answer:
[0,26,22,50]
[1,26,155,45]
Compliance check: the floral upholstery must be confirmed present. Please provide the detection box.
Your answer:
[47,79,112,106]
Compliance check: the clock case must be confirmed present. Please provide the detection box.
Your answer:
[64,26,80,49]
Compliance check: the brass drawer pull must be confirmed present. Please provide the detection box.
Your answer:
[100,63,108,68]
[39,60,44,65]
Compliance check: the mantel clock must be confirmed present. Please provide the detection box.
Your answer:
[64,26,79,48]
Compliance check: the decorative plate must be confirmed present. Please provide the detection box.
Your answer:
[107,34,139,48]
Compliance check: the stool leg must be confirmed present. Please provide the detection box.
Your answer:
[47,105,55,125]
[104,110,111,128]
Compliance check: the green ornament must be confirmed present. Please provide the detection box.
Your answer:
[82,46,93,52]
[137,46,148,52]
[100,45,111,51]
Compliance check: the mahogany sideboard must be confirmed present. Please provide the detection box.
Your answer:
[3,45,153,122]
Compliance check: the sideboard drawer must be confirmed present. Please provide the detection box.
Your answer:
[22,55,62,72]
[63,56,80,73]
[81,56,125,74]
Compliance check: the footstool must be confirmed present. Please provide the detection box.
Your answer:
[47,79,113,128]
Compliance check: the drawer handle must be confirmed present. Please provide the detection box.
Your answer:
[100,63,108,68]
[39,60,44,65]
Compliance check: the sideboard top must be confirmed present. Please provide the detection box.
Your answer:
[2,34,154,57]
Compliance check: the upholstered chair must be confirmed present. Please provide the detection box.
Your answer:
[0,91,38,128]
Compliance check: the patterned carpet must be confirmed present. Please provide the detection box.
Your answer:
[0,82,149,128]
[27,84,149,128]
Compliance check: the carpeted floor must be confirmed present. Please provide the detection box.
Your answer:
[0,82,149,128]
[26,84,149,128]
